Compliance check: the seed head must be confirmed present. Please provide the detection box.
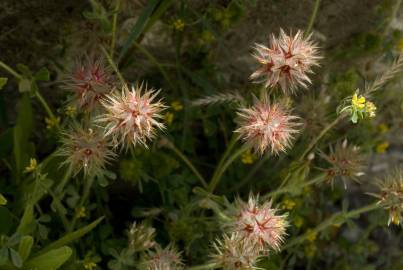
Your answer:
[98,83,166,149]
[231,195,288,252]
[63,56,115,112]
[211,233,260,270]
[57,125,116,178]
[235,97,301,155]
[128,221,156,252]
[142,245,184,270]
[370,169,403,226]
[250,29,320,93]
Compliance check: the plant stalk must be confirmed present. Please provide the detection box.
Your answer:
[305,0,321,36]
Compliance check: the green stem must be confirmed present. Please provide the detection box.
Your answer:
[55,166,73,194]
[46,188,70,230]
[208,143,249,193]
[0,60,22,80]
[188,263,218,270]
[284,202,380,249]
[164,138,208,188]
[101,45,125,85]
[69,176,95,232]
[110,0,121,58]
[305,0,321,36]
[35,91,55,119]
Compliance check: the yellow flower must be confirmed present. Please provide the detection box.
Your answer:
[84,261,97,270]
[241,150,255,164]
[0,193,7,206]
[172,19,185,31]
[282,198,296,210]
[171,101,183,111]
[293,216,304,228]
[24,158,37,173]
[65,106,77,117]
[352,93,366,110]
[164,112,174,125]
[75,207,86,219]
[45,116,60,129]
[378,123,389,134]
[376,141,389,154]
[200,30,215,44]
[306,229,317,242]
[365,101,376,118]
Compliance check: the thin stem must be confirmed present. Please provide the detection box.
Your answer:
[284,202,380,249]
[208,143,249,193]
[188,263,217,270]
[0,60,22,80]
[55,166,73,194]
[35,91,55,119]
[299,115,344,162]
[164,138,208,188]
[69,176,95,232]
[46,188,70,230]
[110,0,121,57]
[305,0,321,36]
[101,45,125,85]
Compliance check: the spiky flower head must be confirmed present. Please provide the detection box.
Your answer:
[211,233,260,270]
[57,125,116,178]
[128,221,156,252]
[235,97,301,155]
[63,56,115,112]
[319,140,365,189]
[230,195,288,252]
[142,245,184,270]
[370,169,403,226]
[250,29,320,93]
[98,83,166,149]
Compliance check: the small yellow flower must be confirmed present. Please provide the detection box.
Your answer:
[164,112,174,125]
[306,229,317,242]
[0,193,7,206]
[75,207,86,219]
[24,158,37,173]
[65,105,77,117]
[172,19,185,31]
[365,101,376,118]
[378,123,389,134]
[376,141,389,154]
[293,216,304,228]
[171,101,183,111]
[200,30,215,44]
[282,198,296,210]
[352,93,366,110]
[390,209,400,225]
[241,150,255,164]
[45,116,60,129]
[84,261,97,270]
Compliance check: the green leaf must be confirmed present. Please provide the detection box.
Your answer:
[0,77,7,90]
[9,248,22,268]
[0,193,6,205]
[16,64,32,77]
[0,207,13,234]
[24,246,72,270]
[34,67,50,81]
[18,236,33,262]
[36,217,104,255]
[118,0,160,60]
[16,204,35,235]
[0,248,9,265]
[18,79,31,93]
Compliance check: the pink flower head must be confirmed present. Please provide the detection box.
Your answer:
[232,195,288,252]
[235,97,301,155]
[144,245,184,270]
[64,56,115,112]
[98,83,166,149]
[250,29,320,93]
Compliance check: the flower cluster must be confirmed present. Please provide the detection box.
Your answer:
[339,91,377,123]
[235,97,301,155]
[128,221,156,252]
[142,245,184,270]
[250,29,320,93]
[98,83,166,149]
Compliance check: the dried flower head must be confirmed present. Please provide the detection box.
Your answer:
[142,245,184,270]
[128,221,156,252]
[250,29,320,93]
[63,56,115,112]
[57,125,116,177]
[230,195,288,252]
[235,97,301,155]
[319,140,365,188]
[98,83,166,149]
[211,233,260,270]
[370,169,403,225]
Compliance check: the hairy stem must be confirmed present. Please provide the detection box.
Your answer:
[110,0,121,57]
[0,60,22,80]
[101,45,125,84]
[69,176,95,232]
[35,91,56,120]
[305,0,321,36]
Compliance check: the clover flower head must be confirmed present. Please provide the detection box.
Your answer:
[98,83,166,149]
[231,195,288,252]
[143,245,184,270]
[235,97,301,155]
[211,233,260,270]
[250,29,320,93]
[319,139,365,188]
[370,169,403,226]
[63,56,115,112]
[57,125,116,177]
[128,221,156,252]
